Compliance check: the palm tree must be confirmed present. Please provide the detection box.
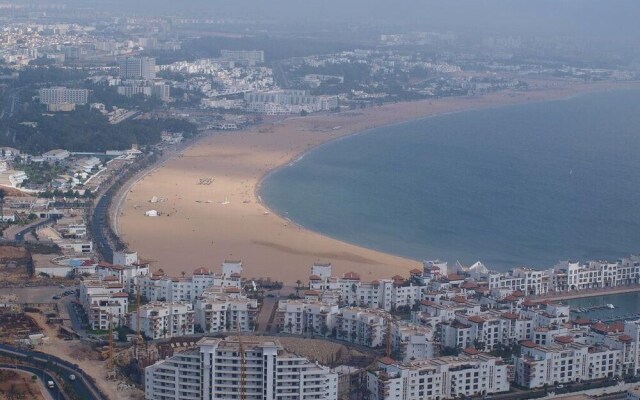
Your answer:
[295,280,302,297]
[0,188,5,222]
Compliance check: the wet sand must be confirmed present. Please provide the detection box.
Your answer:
[117,79,639,283]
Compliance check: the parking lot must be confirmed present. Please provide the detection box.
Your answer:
[0,286,66,304]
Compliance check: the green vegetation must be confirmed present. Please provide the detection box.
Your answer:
[3,105,197,154]
[21,162,67,185]
[17,66,88,86]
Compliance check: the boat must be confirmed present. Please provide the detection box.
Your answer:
[221,196,230,205]
[606,304,615,309]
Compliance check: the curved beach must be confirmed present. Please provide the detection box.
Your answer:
[116,79,637,283]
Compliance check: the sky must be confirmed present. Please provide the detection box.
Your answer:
[12,0,640,40]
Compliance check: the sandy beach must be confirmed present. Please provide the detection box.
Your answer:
[117,79,639,284]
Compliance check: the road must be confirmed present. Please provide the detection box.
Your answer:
[0,364,66,400]
[0,343,108,400]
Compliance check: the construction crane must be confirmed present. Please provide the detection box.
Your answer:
[237,321,246,400]
[385,316,392,358]
[107,312,116,378]
[134,283,144,361]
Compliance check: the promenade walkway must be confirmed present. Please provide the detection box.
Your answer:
[529,284,640,303]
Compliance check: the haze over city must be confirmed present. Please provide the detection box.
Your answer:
[0,1,639,400]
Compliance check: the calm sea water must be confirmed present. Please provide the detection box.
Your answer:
[565,292,640,322]
[261,90,640,271]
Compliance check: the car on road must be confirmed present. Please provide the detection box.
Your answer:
[47,380,55,388]
[69,374,76,381]
[52,295,60,300]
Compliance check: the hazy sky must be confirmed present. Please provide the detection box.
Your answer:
[14,0,640,40]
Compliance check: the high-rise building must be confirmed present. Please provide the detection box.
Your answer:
[220,50,264,66]
[118,56,156,80]
[145,337,338,400]
[39,87,89,105]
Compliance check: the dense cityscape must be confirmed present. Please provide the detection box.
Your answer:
[1,1,640,400]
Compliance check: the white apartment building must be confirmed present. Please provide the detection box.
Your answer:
[276,300,339,336]
[128,301,195,340]
[79,276,129,330]
[391,322,435,362]
[118,56,156,80]
[245,90,338,114]
[220,49,265,66]
[309,270,423,312]
[194,288,258,333]
[39,87,89,105]
[95,257,150,293]
[515,341,621,388]
[336,307,389,348]
[367,354,510,400]
[145,337,338,400]
[139,265,242,303]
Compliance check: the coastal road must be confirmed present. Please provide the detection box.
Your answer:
[0,343,108,400]
[0,364,66,400]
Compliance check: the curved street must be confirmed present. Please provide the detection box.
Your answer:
[0,343,108,400]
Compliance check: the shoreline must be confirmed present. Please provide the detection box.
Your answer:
[529,285,640,303]
[116,79,640,283]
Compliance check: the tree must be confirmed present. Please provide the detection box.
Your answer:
[0,188,5,222]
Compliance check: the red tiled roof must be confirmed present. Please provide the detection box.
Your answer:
[610,321,625,333]
[371,280,380,286]
[453,296,467,304]
[618,335,633,343]
[230,272,241,278]
[447,274,465,281]
[468,316,485,324]
[573,317,591,325]
[520,340,537,348]
[410,269,422,274]
[111,292,129,298]
[554,336,573,344]
[463,347,480,355]
[391,275,404,281]
[224,287,240,293]
[193,267,210,275]
[378,356,395,365]
[303,290,320,296]
[103,276,119,281]
[501,312,518,320]
[421,300,435,306]
[461,281,479,289]
[343,272,361,280]
[309,275,321,281]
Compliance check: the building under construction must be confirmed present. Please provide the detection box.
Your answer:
[144,337,338,400]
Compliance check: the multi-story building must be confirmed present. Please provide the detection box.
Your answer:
[220,49,264,66]
[515,340,621,388]
[367,353,510,400]
[118,56,156,80]
[79,276,129,330]
[145,337,338,400]
[139,265,242,303]
[39,87,89,106]
[194,288,258,333]
[245,90,338,114]
[128,301,195,340]
[95,253,150,293]
[276,300,339,336]
[336,307,389,348]
[391,321,434,362]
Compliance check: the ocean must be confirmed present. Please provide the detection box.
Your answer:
[261,89,640,271]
